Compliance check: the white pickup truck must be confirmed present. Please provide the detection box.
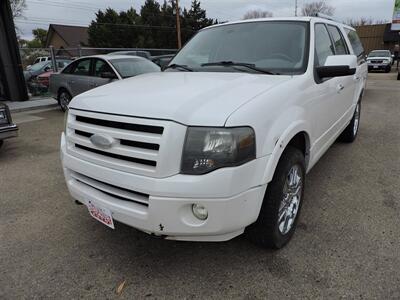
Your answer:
[61,17,367,249]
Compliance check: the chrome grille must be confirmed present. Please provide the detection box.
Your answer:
[66,109,187,178]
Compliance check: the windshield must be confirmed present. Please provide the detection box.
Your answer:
[369,51,390,57]
[30,61,49,71]
[169,21,309,75]
[109,58,160,78]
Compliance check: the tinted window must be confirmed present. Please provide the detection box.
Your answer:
[72,59,91,76]
[327,25,348,55]
[368,51,391,57]
[170,21,310,75]
[93,59,115,77]
[62,61,75,74]
[109,58,160,78]
[345,29,365,58]
[315,24,335,67]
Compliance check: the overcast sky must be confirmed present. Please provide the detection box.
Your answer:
[15,0,396,39]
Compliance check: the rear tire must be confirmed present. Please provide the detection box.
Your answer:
[58,90,72,112]
[340,101,361,143]
[246,146,305,249]
[385,66,391,73]
[0,140,3,149]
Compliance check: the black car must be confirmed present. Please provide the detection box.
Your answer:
[0,103,18,148]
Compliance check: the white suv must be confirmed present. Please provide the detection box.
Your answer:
[61,17,367,249]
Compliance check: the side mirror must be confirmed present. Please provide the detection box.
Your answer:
[316,55,357,79]
[100,71,117,79]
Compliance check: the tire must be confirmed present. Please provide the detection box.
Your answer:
[246,146,305,249]
[339,101,361,143]
[385,66,391,73]
[0,140,3,149]
[58,89,72,112]
[397,73,400,80]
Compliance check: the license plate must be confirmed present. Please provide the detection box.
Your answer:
[373,66,378,69]
[87,201,115,229]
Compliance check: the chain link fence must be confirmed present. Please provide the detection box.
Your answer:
[19,47,177,98]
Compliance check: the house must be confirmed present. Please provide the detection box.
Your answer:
[45,24,89,57]
[355,23,400,54]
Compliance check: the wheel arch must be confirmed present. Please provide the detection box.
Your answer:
[262,124,311,184]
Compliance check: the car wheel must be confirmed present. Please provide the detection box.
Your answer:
[246,146,305,249]
[340,101,361,143]
[385,66,391,73]
[0,140,3,149]
[58,90,71,112]
[397,73,400,80]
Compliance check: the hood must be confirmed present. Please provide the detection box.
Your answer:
[70,72,292,126]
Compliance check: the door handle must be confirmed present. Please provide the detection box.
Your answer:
[337,84,344,92]
[68,80,75,84]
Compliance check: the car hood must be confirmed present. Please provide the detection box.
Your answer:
[70,72,292,126]
[367,56,390,60]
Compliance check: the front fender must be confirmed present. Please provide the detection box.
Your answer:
[262,120,311,183]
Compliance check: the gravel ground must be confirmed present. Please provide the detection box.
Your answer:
[0,71,399,299]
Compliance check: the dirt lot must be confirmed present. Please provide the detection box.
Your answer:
[1,71,399,299]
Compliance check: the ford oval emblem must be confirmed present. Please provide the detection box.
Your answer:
[90,133,114,149]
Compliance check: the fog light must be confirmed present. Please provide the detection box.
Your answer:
[192,204,208,220]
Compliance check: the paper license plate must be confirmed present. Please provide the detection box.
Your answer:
[373,66,379,69]
[87,201,115,229]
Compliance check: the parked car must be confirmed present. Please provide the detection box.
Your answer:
[0,103,18,149]
[50,55,161,111]
[366,50,393,72]
[397,69,400,80]
[33,56,51,64]
[26,56,71,70]
[24,59,72,82]
[151,54,175,69]
[36,71,53,88]
[61,17,367,249]
[107,50,152,60]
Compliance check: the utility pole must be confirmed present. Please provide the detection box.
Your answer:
[176,0,182,49]
[295,0,298,16]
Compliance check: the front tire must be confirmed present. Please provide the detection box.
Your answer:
[247,146,305,249]
[58,90,72,112]
[340,101,361,143]
[0,140,3,149]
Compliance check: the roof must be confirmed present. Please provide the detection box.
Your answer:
[73,54,146,61]
[46,24,88,48]
[204,17,352,31]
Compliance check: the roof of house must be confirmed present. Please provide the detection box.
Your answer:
[45,24,88,48]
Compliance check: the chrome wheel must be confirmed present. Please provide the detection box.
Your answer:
[278,164,303,235]
[59,92,70,111]
[353,103,360,136]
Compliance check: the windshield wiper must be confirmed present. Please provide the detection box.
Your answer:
[164,64,193,72]
[201,61,278,75]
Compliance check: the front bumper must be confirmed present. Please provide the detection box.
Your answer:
[61,133,268,241]
[0,124,18,140]
[368,63,390,70]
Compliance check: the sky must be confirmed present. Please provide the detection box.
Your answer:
[15,0,397,40]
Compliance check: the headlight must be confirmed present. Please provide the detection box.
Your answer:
[181,127,256,175]
[0,109,8,125]
[384,59,390,64]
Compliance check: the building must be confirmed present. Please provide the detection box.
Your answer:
[355,23,400,54]
[45,24,89,57]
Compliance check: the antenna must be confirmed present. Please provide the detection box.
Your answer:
[295,0,298,16]
[315,13,340,23]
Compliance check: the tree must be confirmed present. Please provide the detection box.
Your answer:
[32,28,48,48]
[10,0,26,18]
[243,10,273,20]
[182,0,215,43]
[345,18,388,27]
[301,1,334,16]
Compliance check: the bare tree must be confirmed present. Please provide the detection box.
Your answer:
[301,1,334,16]
[243,10,273,20]
[10,0,26,19]
[345,17,389,27]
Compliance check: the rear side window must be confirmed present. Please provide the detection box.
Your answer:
[93,59,115,77]
[71,59,91,76]
[327,25,349,55]
[345,29,365,58]
[315,24,335,67]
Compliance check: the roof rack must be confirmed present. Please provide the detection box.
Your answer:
[313,13,340,23]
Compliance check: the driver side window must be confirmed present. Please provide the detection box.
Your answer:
[315,24,334,67]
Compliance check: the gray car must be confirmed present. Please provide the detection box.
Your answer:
[49,55,161,111]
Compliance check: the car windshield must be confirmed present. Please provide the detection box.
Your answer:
[369,51,390,57]
[109,58,160,78]
[169,21,309,75]
[30,61,49,71]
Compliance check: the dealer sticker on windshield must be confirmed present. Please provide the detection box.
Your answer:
[87,201,115,229]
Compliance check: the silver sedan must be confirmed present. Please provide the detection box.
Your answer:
[49,55,161,111]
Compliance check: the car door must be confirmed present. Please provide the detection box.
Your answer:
[66,58,92,97]
[89,58,118,90]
